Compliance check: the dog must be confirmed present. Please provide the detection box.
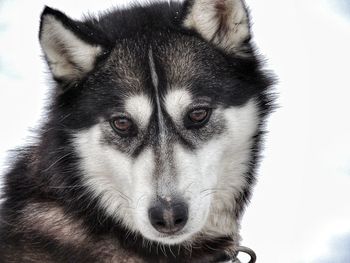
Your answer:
[0,0,273,262]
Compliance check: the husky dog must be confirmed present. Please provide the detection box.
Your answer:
[0,0,273,262]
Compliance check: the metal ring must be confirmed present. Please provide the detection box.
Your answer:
[235,246,257,263]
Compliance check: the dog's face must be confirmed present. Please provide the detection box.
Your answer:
[39,0,267,245]
[73,36,259,244]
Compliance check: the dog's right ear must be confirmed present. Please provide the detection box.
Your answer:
[182,0,251,54]
[39,6,105,83]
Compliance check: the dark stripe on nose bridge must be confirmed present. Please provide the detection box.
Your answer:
[148,48,165,136]
[152,141,178,196]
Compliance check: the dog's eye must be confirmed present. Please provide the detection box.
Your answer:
[110,117,133,135]
[185,108,212,129]
[189,109,208,123]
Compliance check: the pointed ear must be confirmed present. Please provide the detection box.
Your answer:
[183,0,251,54]
[39,7,103,82]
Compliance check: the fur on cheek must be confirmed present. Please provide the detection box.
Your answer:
[20,202,89,244]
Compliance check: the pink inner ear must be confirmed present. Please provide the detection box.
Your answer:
[214,0,231,37]
[183,0,251,53]
[215,0,228,13]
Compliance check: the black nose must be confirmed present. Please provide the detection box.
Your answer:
[148,199,188,234]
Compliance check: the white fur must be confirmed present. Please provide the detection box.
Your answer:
[164,88,193,123]
[184,0,249,52]
[40,15,101,79]
[174,100,259,239]
[201,100,259,236]
[74,125,136,231]
[125,94,153,129]
[74,124,159,238]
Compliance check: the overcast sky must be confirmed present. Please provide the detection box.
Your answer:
[1,1,350,262]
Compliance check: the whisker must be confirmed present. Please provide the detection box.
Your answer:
[42,152,73,172]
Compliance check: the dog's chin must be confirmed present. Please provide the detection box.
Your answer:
[139,228,195,245]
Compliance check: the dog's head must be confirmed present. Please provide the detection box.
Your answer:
[39,0,271,245]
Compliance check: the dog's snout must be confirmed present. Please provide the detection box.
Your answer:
[148,199,188,234]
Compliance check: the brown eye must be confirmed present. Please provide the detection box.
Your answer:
[189,109,208,123]
[185,108,212,129]
[110,117,133,135]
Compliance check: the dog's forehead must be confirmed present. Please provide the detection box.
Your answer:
[105,40,149,95]
[152,35,206,87]
[103,34,210,96]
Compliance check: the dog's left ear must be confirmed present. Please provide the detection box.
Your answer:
[39,6,105,82]
[183,0,251,54]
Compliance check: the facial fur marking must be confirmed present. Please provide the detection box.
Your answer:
[148,48,165,137]
[125,95,153,129]
[165,89,192,123]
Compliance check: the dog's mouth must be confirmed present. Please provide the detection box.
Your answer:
[156,229,187,239]
[148,227,193,244]
[139,223,195,245]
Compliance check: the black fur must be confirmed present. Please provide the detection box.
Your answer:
[0,1,274,262]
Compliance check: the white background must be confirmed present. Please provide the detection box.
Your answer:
[1,0,350,262]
